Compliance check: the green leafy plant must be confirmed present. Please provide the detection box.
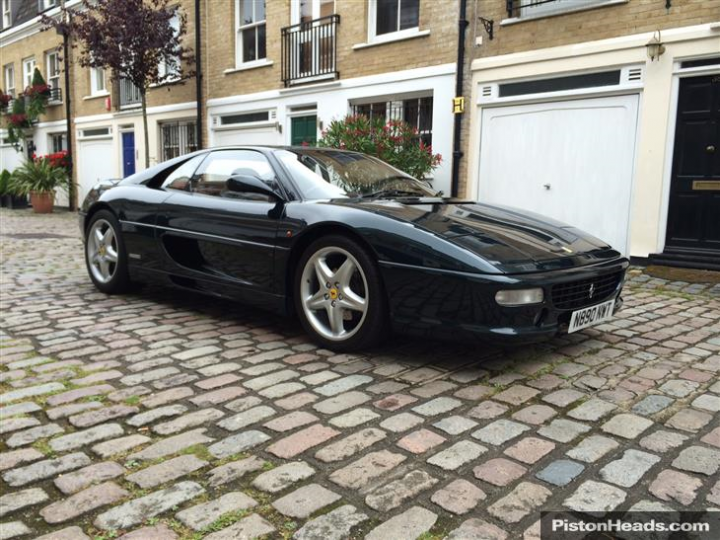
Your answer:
[0,169,10,195]
[318,115,442,180]
[8,157,69,196]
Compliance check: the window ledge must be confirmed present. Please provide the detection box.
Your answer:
[353,29,430,50]
[500,0,627,26]
[83,92,110,101]
[224,60,273,75]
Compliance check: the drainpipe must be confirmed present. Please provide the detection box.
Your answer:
[194,0,203,149]
[61,0,75,210]
[450,0,468,198]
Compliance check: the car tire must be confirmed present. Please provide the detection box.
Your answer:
[85,210,131,294]
[295,235,388,351]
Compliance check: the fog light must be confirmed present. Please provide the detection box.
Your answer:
[495,288,544,306]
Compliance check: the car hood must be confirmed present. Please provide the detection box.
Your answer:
[337,199,620,273]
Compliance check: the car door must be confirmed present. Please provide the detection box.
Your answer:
[157,149,283,300]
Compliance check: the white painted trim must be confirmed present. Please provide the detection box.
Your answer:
[0,0,81,46]
[214,120,277,132]
[353,29,430,50]
[83,92,110,101]
[74,100,197,126]
[500,0,627,26]
[207,63,456,108]
[224,60,273,75]
[35,119,66,129]
[471,24,720,73]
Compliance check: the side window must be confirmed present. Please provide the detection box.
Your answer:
[161,154,207,191]
[193,150,276,201]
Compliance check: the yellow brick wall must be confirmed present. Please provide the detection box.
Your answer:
[474,0,720,59]
[1,29,66,123]
[205,0,459,101]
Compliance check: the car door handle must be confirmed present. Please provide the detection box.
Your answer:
[707,145,716,154]
[543,184,551,190]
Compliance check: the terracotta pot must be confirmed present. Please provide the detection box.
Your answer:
[30,191,54,214]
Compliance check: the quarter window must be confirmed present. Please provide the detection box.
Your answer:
[236,0,266,65]
[373,0,419,37]
[193,150,275,200]
[22,57,36,89]
[2,0,10,27]
[3,64,15,97]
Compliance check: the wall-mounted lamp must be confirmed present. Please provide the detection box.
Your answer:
[646,31,665,62]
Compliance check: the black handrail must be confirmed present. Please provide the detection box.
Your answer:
[281,14,340,87]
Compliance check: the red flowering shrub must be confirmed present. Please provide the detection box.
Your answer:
[319,115,442,180]
[34,151,70,172]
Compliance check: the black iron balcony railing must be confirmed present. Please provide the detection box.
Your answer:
[281,14,339,87]
[48,86,62,104]
[507,0,603,18]
[119,78,142,108]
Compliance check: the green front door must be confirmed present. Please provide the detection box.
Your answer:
[291,115,317,146]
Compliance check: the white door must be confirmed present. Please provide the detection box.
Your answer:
[214,128,279,147]
[477,95,639,253]
[78,139,115,203]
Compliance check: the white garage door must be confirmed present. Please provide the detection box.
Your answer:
[214,127,279,147]
[78,139,115,203]
[0,146,23,173]
[477,95,639,253]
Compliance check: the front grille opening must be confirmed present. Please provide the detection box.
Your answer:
[551,271,623,310]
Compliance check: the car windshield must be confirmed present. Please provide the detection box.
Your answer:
[274,148,438,200]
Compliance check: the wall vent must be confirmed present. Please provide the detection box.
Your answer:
[626,67,643,82]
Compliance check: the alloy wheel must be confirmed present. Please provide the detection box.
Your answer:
[87,219,119,284]
[300,246,369,341]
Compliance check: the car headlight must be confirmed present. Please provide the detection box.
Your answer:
[495,288,544,306]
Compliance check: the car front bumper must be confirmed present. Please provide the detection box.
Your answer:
[379,257,629,344]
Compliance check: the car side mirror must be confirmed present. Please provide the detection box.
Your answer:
[226,175,282,200]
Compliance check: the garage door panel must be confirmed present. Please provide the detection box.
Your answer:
[478,95,639,253]
[214,128,279,147]
[78,140,115,203]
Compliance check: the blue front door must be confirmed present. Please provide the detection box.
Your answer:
[122,132,135,177]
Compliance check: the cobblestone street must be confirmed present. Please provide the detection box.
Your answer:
[1,208,719,539]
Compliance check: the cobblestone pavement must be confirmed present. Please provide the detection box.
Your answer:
[1,208,719,540]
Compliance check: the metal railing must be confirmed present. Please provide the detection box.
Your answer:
[281,14,339,87]
[48,87,62,104]
[506,0,602,18]
[119,78,142,108]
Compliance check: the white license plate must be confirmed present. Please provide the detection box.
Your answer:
[568,299,615,333]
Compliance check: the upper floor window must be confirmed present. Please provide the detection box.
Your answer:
[22,57,36,89]
[3,64,15,97]
[371,0,419,40]
[236,0,266,66]
[90,67,106,95]
[37,0,58,12]
[158,10,181,80]
[2,0,10,27]
[508,0,609,19]
[46,51,60,90]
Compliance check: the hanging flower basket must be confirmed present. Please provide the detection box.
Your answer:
[25,84,51,99]
[0,93,11,110]
[8,113,30,128]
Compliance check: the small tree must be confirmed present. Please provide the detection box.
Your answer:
[44,0,195,168]
[319,115,442,180]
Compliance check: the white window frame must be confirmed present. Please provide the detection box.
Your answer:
[3,64,15,97]
[22,57,36,89]
[37,0,58,12]
[512,0,619,21]
[90,66,107,96]
[2,0,11,28]
[235,0,267,68]
[368,0,420,44]
[46,50,61,101]
[158,10,182,82]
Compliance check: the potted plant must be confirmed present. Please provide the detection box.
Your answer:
[0,169,9,207]
[8,157,68,213]
[0,168,28,209]
[0,91,11,112]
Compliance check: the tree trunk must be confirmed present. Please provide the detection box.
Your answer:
[141,90,150,169]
